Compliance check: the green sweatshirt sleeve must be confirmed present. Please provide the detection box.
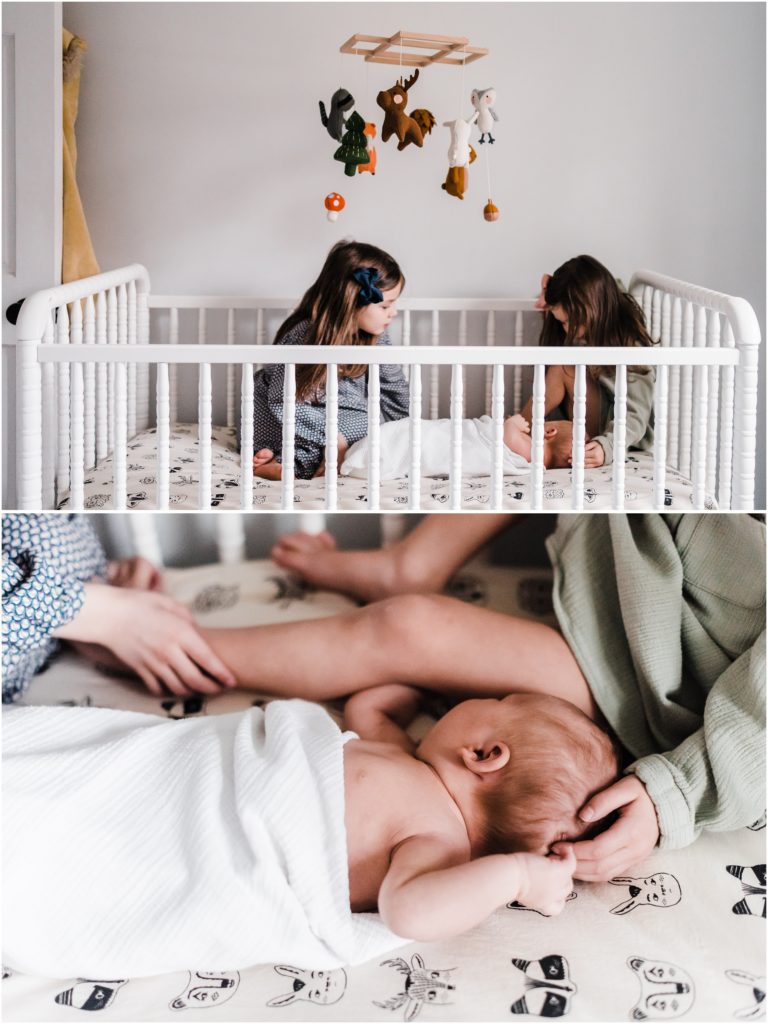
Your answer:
[591,368,655,466]
[628,630,766,849]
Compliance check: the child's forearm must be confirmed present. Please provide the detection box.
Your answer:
[343,684,423,752]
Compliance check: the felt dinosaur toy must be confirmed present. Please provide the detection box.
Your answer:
[376,70,436,151]
[357,122,377,174]
[470,88,499,144]
[441,118,477,200]
[334,112,370,176]
[319,88,355,142]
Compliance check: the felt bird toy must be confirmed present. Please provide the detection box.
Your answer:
[441,118,477,200]
[376,70,435,151]
[470,88,499,144]
[319,88,355,142]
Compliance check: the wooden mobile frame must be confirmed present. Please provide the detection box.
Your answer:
[339,31,488,68]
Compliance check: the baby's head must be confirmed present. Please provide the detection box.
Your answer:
[416,693,619,857]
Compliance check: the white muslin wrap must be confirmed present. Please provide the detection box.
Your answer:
[2,701,406,978]
[340,415,530,479]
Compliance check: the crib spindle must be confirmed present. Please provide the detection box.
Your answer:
[491,363,505,511]
[107,287,117,455]
[226,309,235,428]
[95,291,108,463]
[449,363,463,510]
[691,306,708,506]
[513,311,523,413]
[484,310,496,415]
[705,312,721,499]
[127,281,137,439]
[83,294,96,470]
[156,363,170,510]
[281,363,296,511]
[642,285,653,332]
[198,363,212,509]
[367,364,381,511]
[678,301,694,478]
[667,296,682,470]
[732,318,759,510]
[429,310,439,420]
[570,364,586,510]
[718,321,736,509]
[611,364,628,510]
[198,307,207,346]
[458,310,468,346]
[56,304,71,498]
[117,284,135,449]
[69,301,85,510]
[530,364,545,510]
[239,363,254,511]
[114,361,128,509]
[216,515,246,565]
[409,365,422,510]
[651,288,662,341]
[41,315,56,509]
[653,364,669,510]
[137,286,150,430]
[169,308,179,425]
[324,364,339,511]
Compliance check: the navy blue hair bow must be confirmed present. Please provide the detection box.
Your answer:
[352,267,384,306]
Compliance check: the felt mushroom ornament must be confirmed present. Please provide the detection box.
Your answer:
[324,192,346,222]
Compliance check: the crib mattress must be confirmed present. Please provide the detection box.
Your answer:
[3,558,762,1022]
[55,424,716,510]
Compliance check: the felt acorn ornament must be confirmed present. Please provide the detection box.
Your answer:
[483,199,500,222]
[324,192,346,222]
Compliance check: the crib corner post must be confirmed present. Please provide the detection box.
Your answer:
[732,327,760,510]
[16,338,44,509]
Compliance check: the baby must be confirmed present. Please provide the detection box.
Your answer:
[340,414,580,479]
[3,691,618,979]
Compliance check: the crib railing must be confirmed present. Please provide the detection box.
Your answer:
[15,265,761,512]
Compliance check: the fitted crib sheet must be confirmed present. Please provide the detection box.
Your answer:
[55,423,717,510]
[3,559,762,1023]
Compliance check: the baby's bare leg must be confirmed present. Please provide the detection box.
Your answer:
[272,514,514,602]
[201,593,597,719]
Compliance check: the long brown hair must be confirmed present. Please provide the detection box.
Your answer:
[276,240,404,401]
[539,255,655,377]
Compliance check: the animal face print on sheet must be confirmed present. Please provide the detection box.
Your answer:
[510,955,576,1017]
[2,967,12,980]
[506,892,577,915]
[192,584,240,614]
[627,957,695,1020]
[727,864,767,918]
[54,979,128,1012]
[445,573,487,605]
[375,955,456,1020]
[609,874,682,915]
[170,970,240,1010]
[726,970,766,1020]
[266,966,347,1007]
[266,574,309,607]
[161,696,207,719]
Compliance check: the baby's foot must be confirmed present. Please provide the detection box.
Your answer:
[252,449,283,480]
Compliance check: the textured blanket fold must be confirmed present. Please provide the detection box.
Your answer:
[3,701,406,978]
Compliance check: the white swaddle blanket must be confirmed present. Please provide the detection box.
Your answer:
[340,415,530,479]
[3,701,406,978]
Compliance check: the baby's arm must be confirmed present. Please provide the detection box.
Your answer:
[344,684,424,752]
[379,836,575,941]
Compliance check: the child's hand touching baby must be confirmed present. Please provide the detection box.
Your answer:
[515,846,576,916]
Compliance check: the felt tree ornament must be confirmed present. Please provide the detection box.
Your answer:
[376,70,436,151]
[357,122,377,174]
[441,118,477,200]
[319,88,355,141]
[470,88,499,143]
[334,112,370,176]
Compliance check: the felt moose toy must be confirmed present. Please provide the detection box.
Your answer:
[441,118,477,200]
[376,70,435,151]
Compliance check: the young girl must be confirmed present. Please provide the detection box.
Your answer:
[520,255,656,468]
[250,241,410,480]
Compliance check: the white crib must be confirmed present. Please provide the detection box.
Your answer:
[14,263,761,511]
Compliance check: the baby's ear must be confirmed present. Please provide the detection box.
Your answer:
[460,742,510,776]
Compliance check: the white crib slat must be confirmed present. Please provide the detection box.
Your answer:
[107,287,117,454]
[718,321,736,509]
[156,362,170,510]
[732,321,759,510]
[651,288,662,341]
[56,304,71,497]
[169,307,179,425]
[226,308,235,428]
[239,363,254,510]
[449,363,463,510]
[127,280,137,439]
[484,310,496,414]
[458,310,467,346]
[409,365,422,510]
[130,517,165,566]
[653,364,669,510]
[95,290,108,462]
[137,286,150,430]
[41,315,56,509]
[70,361,85,510]
[367,364,381,510]
[642,285,653,331]
[678,300,694,478]
[611,365,628,510]
[691,306,708,507]
[513,311,523,413]
[429,310,439,420]
[491,363,505,511]
[83,294,96,470]
[256,307,265,344]
[113,361,128,509]
[198,362,212,509]
[530,364,545,510]
[705,311,721,499]
[667,296,682,469]
[198,307,207,346]
[570,364,586,510]
[281,362,296,511]
[217,515,246,565]
[324,365,339,511]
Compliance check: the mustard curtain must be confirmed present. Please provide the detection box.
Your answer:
[62,29,99,283]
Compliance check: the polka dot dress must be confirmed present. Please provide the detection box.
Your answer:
[2,514,106,703]
[251,320,410,479]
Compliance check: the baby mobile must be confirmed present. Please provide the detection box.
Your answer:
[319,31,499,222]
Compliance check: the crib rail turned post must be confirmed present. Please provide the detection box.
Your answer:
[281,363,296,511]
[611,364,627,510]
[490,363,505,511]
[198,362,212,509]
[324,364,339,511]
[449,363,463,510]
[731,300,761,510]
[156,363,170,510]
[409,364,422,510]
[570,364,586,510]
[530,364,545,510]
[367,364,381,511]
[240,364,254,510]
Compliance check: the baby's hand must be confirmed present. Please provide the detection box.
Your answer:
[514,847,576,916]
[583,440,605,467]
[507,414,530,433]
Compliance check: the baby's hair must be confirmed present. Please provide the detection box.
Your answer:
[475,693,620,857]
[277,240,404,401]
[539,254,655,378]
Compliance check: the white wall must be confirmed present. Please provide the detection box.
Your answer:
[48,3,768,503]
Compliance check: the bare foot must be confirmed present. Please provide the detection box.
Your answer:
[252,449,283,480]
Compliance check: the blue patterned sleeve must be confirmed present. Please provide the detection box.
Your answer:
[376,333,410,422]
